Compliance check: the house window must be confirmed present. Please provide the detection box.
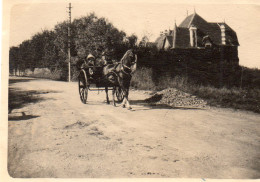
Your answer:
[205,42,212,48]
[202,35,212,48]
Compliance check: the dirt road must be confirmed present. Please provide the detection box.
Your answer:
[8,77,260,178]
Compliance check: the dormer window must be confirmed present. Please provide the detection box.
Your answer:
[202,35,213,48]
[205,42,212,48]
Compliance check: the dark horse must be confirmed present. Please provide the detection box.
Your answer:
[103,49,137,109]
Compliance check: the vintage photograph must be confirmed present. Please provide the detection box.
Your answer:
[3,0,260,179]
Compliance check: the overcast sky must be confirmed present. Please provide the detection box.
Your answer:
[9,1,260,68]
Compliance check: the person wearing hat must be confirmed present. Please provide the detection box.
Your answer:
[101,48,116,65]
[80,53,95,79]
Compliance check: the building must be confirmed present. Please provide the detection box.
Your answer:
[154,12,239,64]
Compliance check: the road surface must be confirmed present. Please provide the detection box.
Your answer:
[8,77,260,178]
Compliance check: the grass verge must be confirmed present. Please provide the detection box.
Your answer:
[131,68,260,113]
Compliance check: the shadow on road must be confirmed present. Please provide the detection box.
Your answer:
[8,77,60,119]
[8,88,59,114]
[8,78,34,84]
[8,112,40,121]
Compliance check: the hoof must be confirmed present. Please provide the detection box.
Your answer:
[122,104,126,108]
[107,101,110,105]
[127,107,132,110]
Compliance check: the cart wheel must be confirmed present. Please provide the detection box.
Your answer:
[78,70,89,104]
[115,87,124,102]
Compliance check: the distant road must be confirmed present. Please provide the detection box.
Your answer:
[8,76,260,178]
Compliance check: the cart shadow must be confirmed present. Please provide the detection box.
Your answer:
[84,101,109,106]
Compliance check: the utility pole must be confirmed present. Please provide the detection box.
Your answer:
[67,3,72,82]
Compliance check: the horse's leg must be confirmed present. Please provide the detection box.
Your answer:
[117,79,126,108]
[121,88,127,108]
[125,88,132,110]
[105,87,110,104]
[112,86,116,106]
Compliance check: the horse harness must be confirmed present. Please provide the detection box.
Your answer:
[120,54,137,76]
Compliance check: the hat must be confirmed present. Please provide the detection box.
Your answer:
[87,54,95,60]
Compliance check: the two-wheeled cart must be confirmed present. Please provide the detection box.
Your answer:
[78,66,123,104]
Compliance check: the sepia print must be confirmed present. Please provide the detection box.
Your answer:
[2,0,260,180]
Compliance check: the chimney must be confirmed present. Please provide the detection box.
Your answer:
[172,21,177,48]
[189,25,197,47]
[220,24,226,45]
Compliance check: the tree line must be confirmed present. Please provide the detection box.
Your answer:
[9,12,260,89]
[9,13,138,79]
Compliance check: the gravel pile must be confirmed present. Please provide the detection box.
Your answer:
[146,88,208,108]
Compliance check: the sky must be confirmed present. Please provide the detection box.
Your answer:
[8,1,260,68]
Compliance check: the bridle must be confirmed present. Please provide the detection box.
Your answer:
[120,51,137,76]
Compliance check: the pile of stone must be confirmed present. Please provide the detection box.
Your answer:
[147,88,208,108]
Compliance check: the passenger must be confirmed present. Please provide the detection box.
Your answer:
[86,54,95,67]
[82,54,95,79]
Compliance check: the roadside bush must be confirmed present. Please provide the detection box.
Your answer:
[190,86,260,113]
[131,67,156,90]
[24,68,63,80]
[156,75,189,91]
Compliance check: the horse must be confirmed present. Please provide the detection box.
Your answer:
[103,49,137,109]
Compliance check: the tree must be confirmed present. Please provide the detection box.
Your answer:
[8,12,133,80]
[139,36,149,47]
[127,34,138,48]
[18,40,34,73]
[72,13,127,60]
[9,46,19,75]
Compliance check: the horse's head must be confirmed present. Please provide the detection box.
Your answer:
[120,49,137,74]
[122,49,137,66]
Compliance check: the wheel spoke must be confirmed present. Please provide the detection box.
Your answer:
[78,70,88,104]
[83,90,86,99]
[80,90,84,97]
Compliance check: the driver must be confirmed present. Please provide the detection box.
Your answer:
[101,48,116,65]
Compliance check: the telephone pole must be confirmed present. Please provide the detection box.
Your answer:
[67,3,72,82]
